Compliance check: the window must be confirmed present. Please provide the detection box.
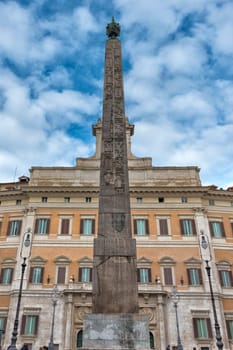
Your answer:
[187,268,202,285]
[64,197,70,203]
[0,221,2,234]
[21,315,38,336]
[226,320,233,339]
[60,219,70,235]
[77,330,83,348]
[0,268,13,284]
[209,199,215,206]
[80,219,95,235]
[16,199,21,205]
[34,219,50,235]
[7,220,22,236]
[193,318,212,339]
[219,270,233,287]
[158,197,164,203]
[57,267,66,284]
[149,332,154,349]
[134,219,149,236]
[29,267,44,284]
[159,219,169,236]
[85,197,92,203]
[41,197,47,203]
[0,316,7,332]
[181,197,188,203]
[78,267,92,282]
[163,267,173,285]
[180,219,196,236]
[209,221,225,238]
[137,268,151,283]
[136,197,143,203]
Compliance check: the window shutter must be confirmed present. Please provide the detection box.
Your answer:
[187,269,191,285]
[148,269,152,282]
[164,268,173,285]
[78,268,82,282]
[159,219,168,235]
[57,267,66,284]
[231,223,233,236]
[230,271,233,287]
[46,219,50,234]
[134,220,137,235]
[198,269,203,284]
[92,220,95,234]
[35,219,39,233]
[180,220,185,235]
[193,318,198,338]
[8,268,13,283]
[40,267,44,283]
[90,268,93,282]
[209,222,214,236]
[61,219,69,235]
[207,318,212,338]
[218,271,224,287]
[191,219,197,235]
[220,222,225,237]
[0,269,2,283]
[80,219,84,234]
[21,315,26,334]
[137,269,140,282]
[29,267,34,283]
[7,221,11,236]
[145,219,149,235]
[226,320,232,339]
[35,315,39,335]
[0,221,2,234]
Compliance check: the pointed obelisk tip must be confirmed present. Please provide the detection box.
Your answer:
[106,16,120,38]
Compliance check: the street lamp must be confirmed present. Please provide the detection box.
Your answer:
[7,228,32,350]
[48,284,60,350]
[199,230,224,350]
[171,286,183,350]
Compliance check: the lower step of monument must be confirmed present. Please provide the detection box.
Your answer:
[82,313,150,350]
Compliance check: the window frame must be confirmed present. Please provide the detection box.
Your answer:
[193,318,212,339]
[78,267,92,283]
[180,219,196,236]
[21,315,39,336]
[80,218,95,235]
[29,267,44,284]
[209,221,225,238]
[134,218,149,236]
[187,268,203,286]
[137,268,152,283]
[7,220,22,236]
[0,267,13,284]
[34,218,50,235]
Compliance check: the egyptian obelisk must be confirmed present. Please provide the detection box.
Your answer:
[83,18,150,350]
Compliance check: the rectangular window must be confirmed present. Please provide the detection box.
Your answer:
[7,220,22,236]
[0,317,7,332]
[78,267,92,282]
[136,197,143,203]
[16,199,21,205]
[57,267,66,284]
[159,219,169,236]
[0,268,13,284]
[226,320,233,339]
[80,219,95,235]
[21,315,38,336]
[134,219,149,236]
[85,197,92,203]
[209,199,215,206]
[219,270,233,287]
[163,267,173,285]
[41,197,47,203]
[180,219,196,236]
[29,267,44,284]
[35,219,50,235]
[64,197,70,203]
[209,221,225,238]
[181,197,188,203]
[193,318,212,339]
[137,268,151,283]
[60,219,70,235]
[187,268,202,285]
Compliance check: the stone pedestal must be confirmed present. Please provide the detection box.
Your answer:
[82,313,150,350]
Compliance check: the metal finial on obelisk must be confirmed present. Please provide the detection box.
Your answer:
[106,16,120,38]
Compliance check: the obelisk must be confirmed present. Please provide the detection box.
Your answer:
[83,18,150,350]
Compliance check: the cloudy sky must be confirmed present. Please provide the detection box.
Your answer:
[0,0,233,188]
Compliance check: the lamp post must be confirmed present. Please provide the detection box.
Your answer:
[171,286,183,350]
[48,284,60,350]
[7,228,32,350]
[199,230,224,350]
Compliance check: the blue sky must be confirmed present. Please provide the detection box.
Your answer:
[0,0,233,188]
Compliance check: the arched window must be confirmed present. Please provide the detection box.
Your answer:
[149,332,155,349]
[77,329,83,348]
